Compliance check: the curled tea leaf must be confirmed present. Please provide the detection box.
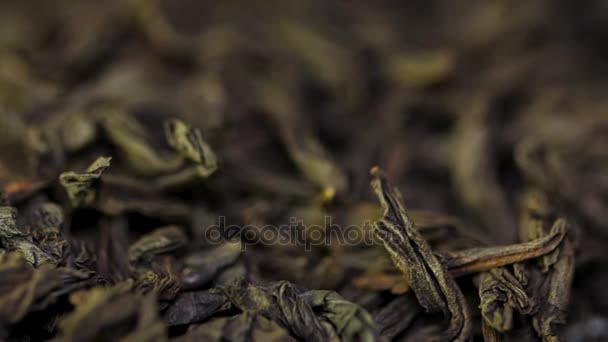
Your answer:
[157,118,218,188]
[302,289,380,342]
[59,156,111,207]
[164,118,217,170]
[222,280,336,342]
[478,267,531,333]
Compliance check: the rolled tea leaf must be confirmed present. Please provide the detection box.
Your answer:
[222,280,337,342]
[59,156,111,207]
[164,118,217,171]
[302,289,380,342]
[370,166,471,342]
[156,118,218,188]
[513,189,576,341]
[532,236,574,342]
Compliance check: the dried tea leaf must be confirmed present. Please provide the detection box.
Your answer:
[59,156,111,207]
[478,267,531,333]
[128,226,187,266]
[163,290,228,326]
[512,189,576,341]
[156,118,218,188]
[174,313,296,342]
[302,289,380,342]
[370,167,471,341]
[128,226,187,307]
[443,221,566,277]
[222,280,337,341]
[519,189,562,272]
[164,118,217,170]
[0,206,55,266]
[181,241,242,290]
[532,236,574,342]
[56,284,167,341]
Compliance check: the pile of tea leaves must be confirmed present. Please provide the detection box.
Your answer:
[1,0,607,341]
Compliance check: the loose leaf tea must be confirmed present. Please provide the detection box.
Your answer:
[370,167,471,341]
[59,156,111,208]
[0,0,606,341]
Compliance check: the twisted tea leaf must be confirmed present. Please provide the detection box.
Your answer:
[478,267,531,333]
[59,156,111,207]
[164,118,217,170]
[156,118,218,188]
[532,237,574,342]
[519,189,561,272]
[370,166,471,342]
[302,289,381,342]
[222,280,336,342]
[517,191,575,341]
